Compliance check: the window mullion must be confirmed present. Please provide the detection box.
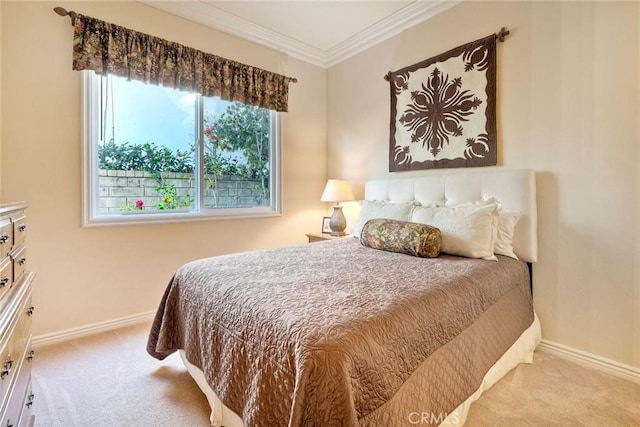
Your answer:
[197,94,205,212]
[271,111,281,213]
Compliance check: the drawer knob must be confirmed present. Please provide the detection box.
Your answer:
[1,359,13,379]
[27,306,35,316]
[0,278,7,288]
[18,257,26,265]
[17,224,26,232]
[0,234,8,244]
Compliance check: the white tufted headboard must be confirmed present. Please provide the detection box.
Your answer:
[364,169,538,262]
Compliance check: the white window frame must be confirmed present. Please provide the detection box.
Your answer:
[81,72,282,227]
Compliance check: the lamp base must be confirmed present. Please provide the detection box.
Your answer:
[329,205,347,236]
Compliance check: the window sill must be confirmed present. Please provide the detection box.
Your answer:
[83,207,282,227]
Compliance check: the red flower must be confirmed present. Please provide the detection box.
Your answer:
[135,200,144,210]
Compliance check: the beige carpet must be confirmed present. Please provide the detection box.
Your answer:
[32,322,210,426]
[465,351,639,426]
[31,321,639,426]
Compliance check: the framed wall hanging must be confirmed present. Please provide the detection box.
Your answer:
[386,30,508,172]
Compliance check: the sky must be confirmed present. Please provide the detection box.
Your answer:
[102,75,230,153]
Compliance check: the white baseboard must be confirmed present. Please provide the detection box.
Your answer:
[537,339,640,384]
[32,311,156,348]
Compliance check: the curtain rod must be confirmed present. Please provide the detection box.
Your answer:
[53,7,76,24]
[53,6,298,84]
[383,27,510,82]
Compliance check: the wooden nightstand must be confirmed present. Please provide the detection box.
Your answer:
[305,232,350,243]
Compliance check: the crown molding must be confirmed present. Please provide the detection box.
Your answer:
[139,1,328,67]
[140,0,462,68]
[324,0,462,67]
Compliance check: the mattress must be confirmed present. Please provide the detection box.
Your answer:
[147,237,535,426]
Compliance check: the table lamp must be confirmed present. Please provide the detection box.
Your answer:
[320,179,355,236]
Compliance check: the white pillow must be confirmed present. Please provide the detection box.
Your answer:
[352,200,416,237]
[455,198,521,260]
[411,203,499,260]
[494,211,521,259]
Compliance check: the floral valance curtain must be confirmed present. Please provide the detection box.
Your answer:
[72,14,295,112]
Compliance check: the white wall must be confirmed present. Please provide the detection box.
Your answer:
[1,1,327,336]
[328,1,639,368]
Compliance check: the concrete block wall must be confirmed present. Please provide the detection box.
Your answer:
[98,170,266,212]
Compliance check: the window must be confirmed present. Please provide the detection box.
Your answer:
[82,72,281,226]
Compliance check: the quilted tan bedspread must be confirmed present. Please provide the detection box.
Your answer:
[147,238,533,426]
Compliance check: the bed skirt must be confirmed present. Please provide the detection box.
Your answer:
[179,313,541,427]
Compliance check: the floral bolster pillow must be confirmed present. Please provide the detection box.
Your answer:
[360,218,441,258]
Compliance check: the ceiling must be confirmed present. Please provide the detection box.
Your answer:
[140,1,461,68]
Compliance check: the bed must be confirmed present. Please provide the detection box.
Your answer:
[147,168,541,426]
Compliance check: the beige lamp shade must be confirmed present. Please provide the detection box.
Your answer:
[320,179,354,203]
[320,179,354,236]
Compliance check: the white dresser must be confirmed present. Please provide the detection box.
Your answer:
[0,203,35,427]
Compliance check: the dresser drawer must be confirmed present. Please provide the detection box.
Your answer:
[18,379,34,427]
[10,247,27,286]
[0,220,12,260]
[4,342,33,427]
[0,331,14,412]
[0,347,31,427]
[11,294,33,369]
[12,215,27,250]
[0,259,12,305]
